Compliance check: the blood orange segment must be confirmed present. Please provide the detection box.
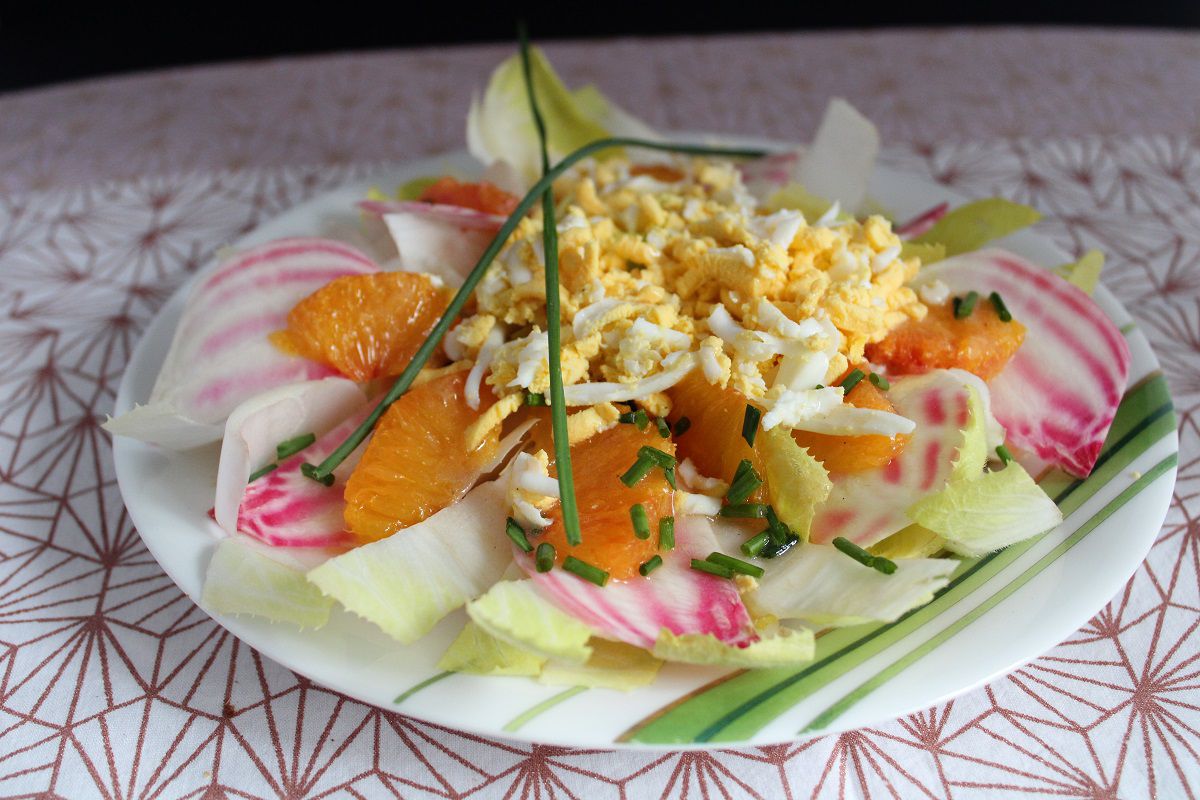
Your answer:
[272,272,452,383]
[792,365,911,474]
[866,299,1026,380]
[541,424,675,581]
[343,371,498,542]
[666,371,767,501]
[418,177,520,216]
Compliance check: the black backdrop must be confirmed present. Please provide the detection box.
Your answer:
[2,2,1197,93]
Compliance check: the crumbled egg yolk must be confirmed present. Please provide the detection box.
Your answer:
[456,156,926,446]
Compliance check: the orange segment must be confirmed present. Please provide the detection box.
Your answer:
[541,425,674,581]
[343,371,497,541]
[418,177,520,216]
[513,406,556,460]
[666,371,767,501]
[866,299,1026,381]
[792,365,911,474]
[630,164,686,183]
[273,272,452,383]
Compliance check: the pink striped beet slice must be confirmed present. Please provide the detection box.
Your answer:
[810,370,980,547]
[236,408,372,548]
[105,237,379,450]
[915,249,1130,477]
[213,377,367,537]
[518,515,756,650]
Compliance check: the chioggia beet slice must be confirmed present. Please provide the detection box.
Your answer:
[105,237,379,449]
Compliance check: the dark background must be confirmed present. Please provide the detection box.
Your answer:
[2,3,1198,94]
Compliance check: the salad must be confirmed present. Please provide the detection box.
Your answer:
[106,45,1129,688]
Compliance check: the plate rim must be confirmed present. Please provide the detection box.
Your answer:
[112,143,1178,749]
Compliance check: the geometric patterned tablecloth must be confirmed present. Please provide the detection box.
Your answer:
[0,28,1197,798]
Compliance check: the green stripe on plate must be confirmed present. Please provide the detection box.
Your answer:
[623,374,1174,744]
[503,686,588,733]
[394,671,453,705]
[799,451,1177,733]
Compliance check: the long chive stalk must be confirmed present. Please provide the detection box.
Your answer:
[519,28,581,546]
[301,144,766,485]
[276,432,316,460]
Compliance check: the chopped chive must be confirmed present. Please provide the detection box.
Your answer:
[535,542,556,573]
[658,516,675,550]
[618,408,650,430]
[520,35,581,548]
[761,507,799,557]
[996,444,1014,464]
[764,506,789,545]
[766,525,790,547]
[832,535,896,575]
[719,502,769,519]
[954,290,979,319]
[705,552,765,578]
[838,368,866,393]
[832,535,873,566]
[664,465,677,490]
[742,531,770,558]
[741,404,761,447]
[639,555,663,576]
[299,134,769,485]
[505,517,533,553]
[725,459,763,504]
[300,462,335,487]
[690,558,734,579]
[673,416,691,437]
[248,463,277,482]
[638,446,677,469]
[620,455,655,487]
[563,556,609,586]
[760,531,800,559]
[815,384,825,390]
[630,503,651,539]
[524,391,547,406]
[868,372,890,391]
[276,433,316,461]
[989,291,1012,322]
[655,417,672,438]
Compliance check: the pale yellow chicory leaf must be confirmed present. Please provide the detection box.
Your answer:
[912,198,1041,257]
[202,537,333,629]
[466,580,594,663]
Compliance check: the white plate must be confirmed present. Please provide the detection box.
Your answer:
[113,148,1177,748]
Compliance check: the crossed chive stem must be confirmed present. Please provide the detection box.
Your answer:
[297,131,764,485]
[299,115,765,555]
[292,29,914,583]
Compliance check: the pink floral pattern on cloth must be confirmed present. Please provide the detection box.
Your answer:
[0,29,1198,798]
